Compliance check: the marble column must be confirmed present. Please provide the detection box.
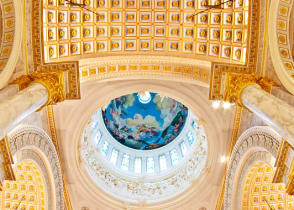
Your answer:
[241,84,294,146]
[0,83,48,138]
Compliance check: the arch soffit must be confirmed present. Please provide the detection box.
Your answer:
[269,0,294,95]
[79,55,211,87]
[0,0,23,89]
[56,79,230,209]
[7,124,64,210]
[224,126,282,210]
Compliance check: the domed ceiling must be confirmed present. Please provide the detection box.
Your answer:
[80,91,208,201]
[102,92,188,150]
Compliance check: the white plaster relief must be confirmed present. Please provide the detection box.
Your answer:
[7,125,64,210]
[224,126,281,210]
[80,128,207,201]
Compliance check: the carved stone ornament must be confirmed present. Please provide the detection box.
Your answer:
[273,139,290,183]
[0,136,15,182]
[224,73,275,106]
[224,126,281,210]
[286,149,294,195]
[8,125,65,210]
[12,71,66,106]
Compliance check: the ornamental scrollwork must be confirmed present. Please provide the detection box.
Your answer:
[7,125,65,210]
[224,73,275,106]
[80,132,207,201]
[224,126,281,210]
[12,71,66,106]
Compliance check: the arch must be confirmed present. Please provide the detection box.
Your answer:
[224,126,282,210]
[0,0,23,89]
[7,124,64,210]
[1,160,48,209]
[268,0,294,95]
[241,162,294,209]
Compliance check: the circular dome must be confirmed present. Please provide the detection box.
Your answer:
[102,92,188,150]
[80,92,208,202]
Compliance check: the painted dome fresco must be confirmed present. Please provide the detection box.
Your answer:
[102,92,188,150]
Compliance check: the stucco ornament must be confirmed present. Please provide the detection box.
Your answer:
[7,125,65,210]
[80,108,208,202]
[224,126,281,210]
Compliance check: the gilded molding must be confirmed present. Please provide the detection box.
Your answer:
[209,0,260,100]
[46,105,73,210]
[286,145,294,195]
[287,158,294,195]
[12,71,66,106]
[273,139,290,183]
[31,0,80,100]
[0,136,15,181]
[224,73,274,106]
[215,105,242,210]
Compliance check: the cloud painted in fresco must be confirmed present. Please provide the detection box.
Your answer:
[126,114,159,127]
[153,95,172,110]
[123,94,135,109]
[102,92,188,150]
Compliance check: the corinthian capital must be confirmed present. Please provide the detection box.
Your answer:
[224,73,275,106]
[12,71,66,106]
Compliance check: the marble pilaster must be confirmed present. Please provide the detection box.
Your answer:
[241,84,294,146]
[0,83,48,138]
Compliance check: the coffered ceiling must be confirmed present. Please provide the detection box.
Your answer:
[43,0,249,64]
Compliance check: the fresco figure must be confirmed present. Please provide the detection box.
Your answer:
[102,92,188,150]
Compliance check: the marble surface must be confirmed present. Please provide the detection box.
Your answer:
[242,85,294,146]
[0,83,48,138]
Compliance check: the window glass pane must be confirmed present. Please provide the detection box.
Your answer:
[192,120,198,129]
[187,131,194,145]
[134,157,142,173]
[110,149,119,165]
[146,157,155,174]
[180,142,187,156]
[170,149,179,165]
[159,155,167,171]
[121,154,130,171]
[95,130,101,145]
[101,141,109,156]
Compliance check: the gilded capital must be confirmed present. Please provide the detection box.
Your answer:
[12,71,66,106]
[224,73,274,106]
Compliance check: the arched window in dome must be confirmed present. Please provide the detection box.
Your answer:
[159,155,167,171]
[180,141,187,156]
[121,154,130,171]
[134,157,142,174]
[170,149,179,165]
[101,141,109,156]
[146,157,155,174]
[110,149,119,165]
[94,130,102,145]
[187,131,194,145]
